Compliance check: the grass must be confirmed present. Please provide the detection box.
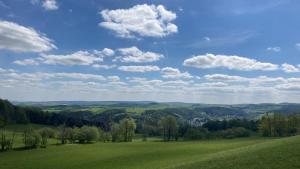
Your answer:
[1,136,299,169]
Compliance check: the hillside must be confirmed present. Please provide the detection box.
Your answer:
[0,136,299,169]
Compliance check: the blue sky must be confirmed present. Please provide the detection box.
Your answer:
[1,0,300,103]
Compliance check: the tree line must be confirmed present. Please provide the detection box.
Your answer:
[259,113,300,137]
[2,99,300,152]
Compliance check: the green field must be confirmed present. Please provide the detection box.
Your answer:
[1,136,299,169]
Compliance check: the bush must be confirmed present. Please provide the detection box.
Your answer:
[23,128,41,148]
[98,129,112,142]
[184,127,208,140]
[218,127,250,139]
[75,126,99,143]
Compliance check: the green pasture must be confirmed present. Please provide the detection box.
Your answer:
[1,135,299,169]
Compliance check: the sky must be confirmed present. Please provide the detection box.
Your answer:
[1,0,300,104]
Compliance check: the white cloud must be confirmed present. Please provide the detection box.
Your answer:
[0,20,56,52]
[42,0,58,10]
[13,59,40,66]
[115,46,163,63]
[281,63,300,73]
[96,48,115,57]
[92,64,116,69]
[99,4,177,38]
[204,74,247,81]
[267,46,281,52]
[25,48,114,66]
[107,76,120,82]
[183,53,278,71]
[40,51,102,66]
[118,65,160,72]
[161,67,192,79]
[4,67,300,103]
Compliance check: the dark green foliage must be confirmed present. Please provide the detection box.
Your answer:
[111,123,122,142]
[0,99,29,126]
[259,113,300,137]
[184,127,208,140]
[98,128,112,142]
[217,127,250,139]
[203,119,258,132]
[159,116,178,141]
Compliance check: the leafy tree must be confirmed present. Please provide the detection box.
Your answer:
[184,127,208,140]
[0,129,15,151]
[120,118,136,142]
[57,124,68,144]
[38,127,55,147]
[159,116,178,141]
[98,128,112,142]
[111,123,122,142]
[259,113,300,137]
[79,126,99,143]
[23,127,41,148]
[218,127,250,139]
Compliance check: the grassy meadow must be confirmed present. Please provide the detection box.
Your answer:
[1,136,300,169]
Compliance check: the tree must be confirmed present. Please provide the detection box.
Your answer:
[58,124,68,144]
[184,127,208,140]
[120,118,136,142]
[259,113,299,137]
[38,127,55,148]
[111,123,122,142]
[0,129,15,151]
[159,116,178,141]
[23,127,40,148]
[79,126,99,143]
[98,128,112,142]
[259,115,272,137]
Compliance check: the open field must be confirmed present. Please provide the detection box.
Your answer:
[1,136,299,169]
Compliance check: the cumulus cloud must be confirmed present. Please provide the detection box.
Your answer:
[0,20,56,52]
[118,65,160,72]
[183,53,278,71]
[107,76,120,82]
[204,74,247,81]
[281,63,300,73]
[42,0,58,10]
[94,48,115,57]
[40,51,102,66]
[13,59,40,66]
[14,48,114,66]
[92,64,116,69]
[267,46,281,52]
[161,67,192,79]
[115,46,164,63]
[99,4,177,38]
[4,66,300,103]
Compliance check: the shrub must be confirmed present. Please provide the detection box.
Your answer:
[98,128,112,142]
[219,127,250,139]
[75,126,99,143]
[184,127,208,140]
